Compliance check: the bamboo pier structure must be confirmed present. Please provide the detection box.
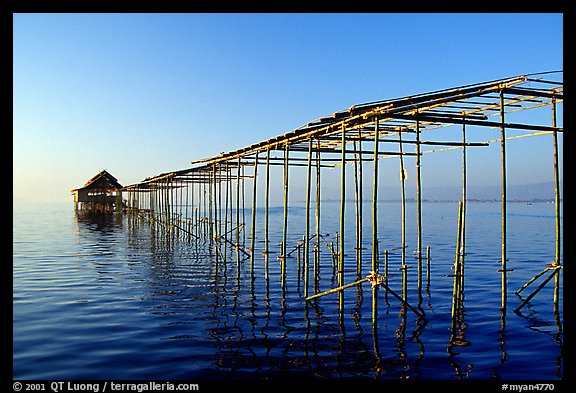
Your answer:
[119,72,563,330]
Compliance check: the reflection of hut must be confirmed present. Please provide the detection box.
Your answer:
[71,170,123,214]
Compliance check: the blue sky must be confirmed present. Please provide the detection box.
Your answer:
[13,13,563,204]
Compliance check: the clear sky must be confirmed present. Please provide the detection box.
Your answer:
[13,13,563,204]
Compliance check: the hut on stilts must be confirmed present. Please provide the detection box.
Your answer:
[71,170,124,214]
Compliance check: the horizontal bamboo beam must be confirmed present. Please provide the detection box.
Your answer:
[387,113,563,133]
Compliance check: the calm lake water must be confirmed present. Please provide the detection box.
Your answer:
[13,200,563,381]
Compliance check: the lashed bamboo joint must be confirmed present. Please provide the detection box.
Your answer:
[118,71,562,328]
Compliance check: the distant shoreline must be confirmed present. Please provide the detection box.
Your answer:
[298,198,561,204]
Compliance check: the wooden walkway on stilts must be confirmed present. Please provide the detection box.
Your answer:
[120,71,563,334]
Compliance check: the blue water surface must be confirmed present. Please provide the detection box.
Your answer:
[13,200,563,380]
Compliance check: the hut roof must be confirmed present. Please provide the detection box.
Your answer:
[71,170,123,192]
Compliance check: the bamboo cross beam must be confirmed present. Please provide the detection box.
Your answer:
[304,272,428,322]
[515,264,555,295]
[514,268,560,313]
[305,277,370,301]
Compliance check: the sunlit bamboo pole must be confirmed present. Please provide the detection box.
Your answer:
[499,89,508,313]
[304,139,313,298]
[236,158,241,262]
[264,148,270,255]
[551,94,561,313]
[451,201,464,321]
[461,117,467,300]
[281,143,289,286]
[372,116,380,328]
[250,151,259,270]
[415,117,423,292]
[372,116,380,275]
[314,145,321,292]
[338,124,346,313]
[224,164,230,262]
[399,128,408,301]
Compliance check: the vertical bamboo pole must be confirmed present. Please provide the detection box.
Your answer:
[202,174,207,237]
[236,158,241,262]
[399,128,407,301]
[415,117,423,291]
[383,249,389,305]
[282,143,290,285]
[190,180,194,240]
[314,145,321,292]
[304,138,313,298]
[372,116,380,329]
[461,117,467,299]
[242,163,246,246]
[551,94,561,313]
[372,116,380,274]
[265,148,271,255]
[224,164,230,263]
[339,124,346,314]
[499,89,508,313]
[209,169,215,251]
[451,201,464,321]
[353,140,361,278]
[250,152,259,271]
[213,171,218,246]
[166,178,171,230]
[358,138,363,275]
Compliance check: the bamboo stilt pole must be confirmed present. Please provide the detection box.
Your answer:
[314,145,321,292]
[415,117,423,292]
[399,129,408,301]
[250,151,259,270]
[358,138,363,275]
[451,201,464,321]
[551,94,561,313]
[304,139,313,298]
[338,124,346,313]
[372,117,380,327]
[372,116,380,274]
[281,143,289,286]
[353,140,361,278]
[242,163,246,246]
[264,148,270,255]
[500,89,508,313]
[461,118,467,300]
[236,158,241,262]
